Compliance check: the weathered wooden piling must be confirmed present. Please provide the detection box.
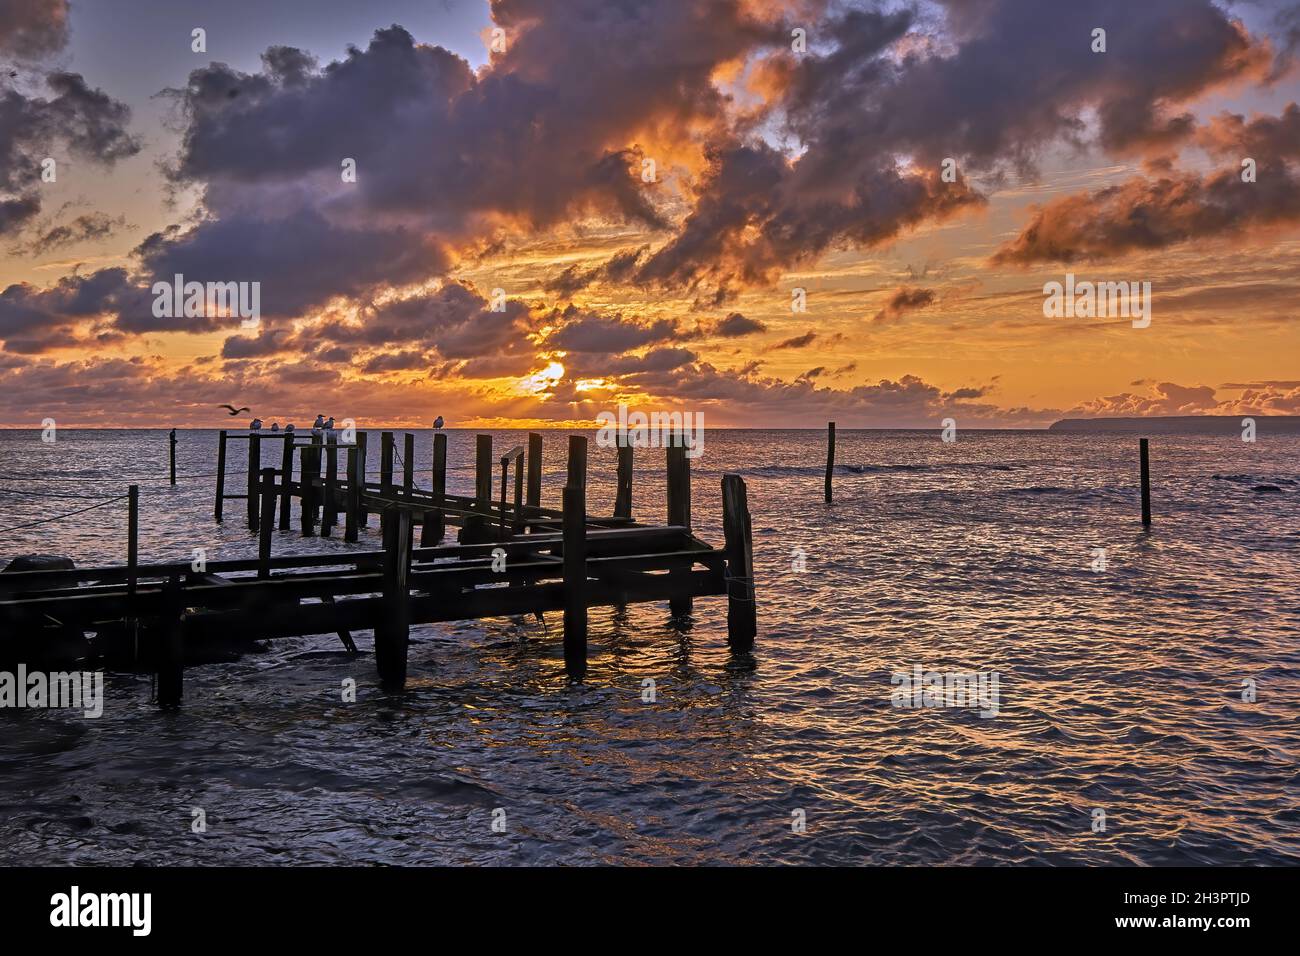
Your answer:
[345,444,360,543]
[614,439,633,519]
[825,421,835,503]
[422,432,447,546]
[127,484,139,602]
[278,435,294,531]
[322,434,339,536]
[1140,437,1151,526]
[380,431,395,494]
[375,508,413,689]
[721,474,757,651]
[357,431,369,527]
[475,435,493,512]
[666,433,692,616]
[155,574,184,710]
[403,433,415,498]
[562,483,588,678]
[257,468,277,578]
[526,432,543,508]
[300,444,317,536]
[214,430,228,522]
[567,435,588,490]
[169,428,177,486]
[247,432,261,531]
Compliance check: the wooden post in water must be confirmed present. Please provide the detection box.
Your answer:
[214,430,227,522]
[666,432,692,616]
[257,467,277,578]
[322,434,338,536]
[278,435,294,531]
[614,440,633,519]
[127,484,139,603]
[1140,437,1152,527]
[825,421,835,504]
[567,435,588,490]
[475,435,493,512]
[169,428,177,486]
[247,432,261,531]
[562,483,588,679]
[345,444,360,543]
[156,574,185,710]
[357,431,369,527]
[721,474,757,651]
[380,431,395,494]
[376,507,413,689]
[512,449,525,534]
[300,444,317,536]
[422,432,447,546]
[403,433,414,498]
[526,432,542,509]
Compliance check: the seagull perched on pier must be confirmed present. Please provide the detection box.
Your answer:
[271,422,280,433]
[250,418,263,431]
[433,416,444,429]
[218,404,250,416]
[285,423,295,433]
[324,416,335,430]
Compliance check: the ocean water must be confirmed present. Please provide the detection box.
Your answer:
[0,427,1297,865]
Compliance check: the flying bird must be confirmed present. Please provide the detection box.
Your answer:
[218,404,250,416]
[433,416,445,429]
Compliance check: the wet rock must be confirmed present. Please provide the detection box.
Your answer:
[3,554,75,573]
[1252,484,1282,493]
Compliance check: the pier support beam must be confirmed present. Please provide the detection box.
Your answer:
[614,440,633,519]
[156,574,185,710]
[278,435,294,531]
[322,434,339,535]
[403,433,415,499]
[257,467,277,578]
[666,433,692,616]
[214,430,227,522]
[357,431,369,527]
[721,474,757,652]
[567,435,588,490]
[169,428,177,486]
[380,431,395,494]
[376,508,412,689]
[526,432,543,510]
[422,432,447,546]
[247,432,261,531]
[562,483,588,679]
[345,444,360,543]
[300,444,317,536]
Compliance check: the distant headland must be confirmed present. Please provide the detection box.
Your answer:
[1049,415,1300,434]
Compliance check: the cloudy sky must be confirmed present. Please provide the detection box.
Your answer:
[1,0,1299,427]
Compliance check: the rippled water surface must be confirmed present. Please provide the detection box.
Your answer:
[1,428,1298,865]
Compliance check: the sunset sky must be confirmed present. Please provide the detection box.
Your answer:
[1,0,1299,427]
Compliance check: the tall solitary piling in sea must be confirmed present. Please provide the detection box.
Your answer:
[1140,437,1152,526]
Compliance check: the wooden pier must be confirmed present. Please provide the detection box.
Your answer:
[0,430,758,709]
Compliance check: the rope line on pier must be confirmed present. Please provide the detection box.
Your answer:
[0,494,128,534]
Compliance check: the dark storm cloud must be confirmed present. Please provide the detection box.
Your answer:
[132,207,442,325]
[543,308,680,353]
[0,268,152,352]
